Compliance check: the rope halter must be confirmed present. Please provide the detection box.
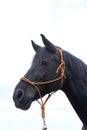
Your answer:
[20,48,66,129]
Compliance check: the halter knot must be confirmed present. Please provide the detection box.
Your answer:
[41,104,45,118]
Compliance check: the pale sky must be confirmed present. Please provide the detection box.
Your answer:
[0,0,87,129]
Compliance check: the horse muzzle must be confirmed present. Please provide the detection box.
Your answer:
[13,88,33,110]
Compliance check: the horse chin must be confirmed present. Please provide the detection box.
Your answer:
[15,99,33,110]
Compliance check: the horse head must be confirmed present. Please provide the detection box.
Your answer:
[13,34,65,110]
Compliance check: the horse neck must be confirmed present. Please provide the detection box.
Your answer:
[62,51,87,127]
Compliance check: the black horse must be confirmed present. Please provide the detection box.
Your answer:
[13,34,87,130]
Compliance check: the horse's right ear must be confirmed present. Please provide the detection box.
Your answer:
[31,40,41,52]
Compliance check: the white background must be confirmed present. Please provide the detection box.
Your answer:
[0,0,87,129]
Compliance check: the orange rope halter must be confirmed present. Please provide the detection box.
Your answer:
[20,48,66,130]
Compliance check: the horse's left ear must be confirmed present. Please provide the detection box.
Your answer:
[31,40,41,52]
[40,34,56,53]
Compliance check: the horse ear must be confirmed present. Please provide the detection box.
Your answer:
[40,34,56,53]
[31,40,41,52]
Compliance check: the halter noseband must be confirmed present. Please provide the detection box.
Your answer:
[20,48,66,129]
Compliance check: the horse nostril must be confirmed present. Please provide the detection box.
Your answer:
[15,89,24,102]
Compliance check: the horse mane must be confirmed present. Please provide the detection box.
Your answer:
[63,50,87,80]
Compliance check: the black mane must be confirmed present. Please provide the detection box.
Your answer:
[63,50,87,80]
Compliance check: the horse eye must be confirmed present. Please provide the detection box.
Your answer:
[42,60,48,66]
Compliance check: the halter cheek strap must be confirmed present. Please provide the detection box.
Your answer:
[20,48,66,130]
